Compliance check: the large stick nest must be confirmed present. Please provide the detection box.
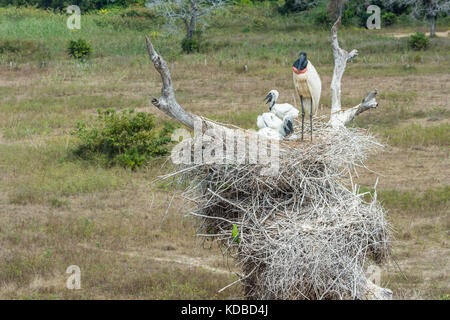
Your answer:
[165,118,391,300]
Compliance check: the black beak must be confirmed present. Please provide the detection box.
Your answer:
[264,93,272,104]
[286,119,294,135]
[299,55,307,70]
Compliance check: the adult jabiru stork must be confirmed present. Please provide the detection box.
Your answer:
[292,52,322,141]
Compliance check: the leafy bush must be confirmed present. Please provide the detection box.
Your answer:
[234,0,253,7]
[382,12,397,26]
[72,109,175,169]
[357,11,372,28]
[408,32,429,51]
[278,0,317,14]
[313,7,332,28]
[121,6,156,19]
[0,0,143,11]
[67,38,92,60]
[0,39,49,63]
[181,38,200,54]
[181,31,205,54]
[252,16,268,30]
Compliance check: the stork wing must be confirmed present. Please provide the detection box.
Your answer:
[257,115,266,129]
[306,62,322,115]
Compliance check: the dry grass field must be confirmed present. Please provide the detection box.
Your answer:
[0,5,448,299]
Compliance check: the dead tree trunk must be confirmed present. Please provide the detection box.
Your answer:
[144,17,392,299]
[430,15,436,37]
[329,17,379,128]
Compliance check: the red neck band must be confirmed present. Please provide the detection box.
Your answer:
[293,67,307,74]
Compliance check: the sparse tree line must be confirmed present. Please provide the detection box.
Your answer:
[2,0,449,30]
[1,0,448,44]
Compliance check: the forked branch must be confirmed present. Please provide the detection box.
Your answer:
[146,36,230,135]
[146,36,196,129]
[329,17,379,128]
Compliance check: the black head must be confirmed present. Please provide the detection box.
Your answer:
[283,118,294,136]
[263,92,273,105]
[293,52,308,71]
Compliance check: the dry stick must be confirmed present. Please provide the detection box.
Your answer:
[160,191,176,229]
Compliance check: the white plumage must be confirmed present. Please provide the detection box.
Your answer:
[257,127,283,140]
[292,52,322,141]
[257,112,282,130]
[264,90,299,120]
[256,113,294,140]
[292,62,321,116]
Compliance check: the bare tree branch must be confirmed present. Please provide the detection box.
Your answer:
[146,36,231,135]
[146,0,228,39]
[329,17,378,128]
[145,36,196,128]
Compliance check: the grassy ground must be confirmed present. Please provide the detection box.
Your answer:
[0,5,449,299]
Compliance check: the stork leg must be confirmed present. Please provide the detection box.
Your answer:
[310,98,313,142]
[300,96,305,141]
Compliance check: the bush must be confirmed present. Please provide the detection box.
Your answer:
[0,0,143,11]
[252,16,268,30]
[382,12,397,26]
[72,109,175,169]
[408,32,429,51]
[313,8,332,28]
[234,0,253,7]
[278,0,317,14]
[67,38,92,60]
[0,39,49,63]
[181,38,200,54]
[181,31,204,54]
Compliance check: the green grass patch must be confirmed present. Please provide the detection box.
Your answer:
[0,38,50,63]
[0,143,128,204]
[209,109,262,129]
[383,123,450,147]
[360,186,449,212]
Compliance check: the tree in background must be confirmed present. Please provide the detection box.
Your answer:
[327,0,348,20]
[383,0,450,36]
[0,0,142,11]
[277,0,319,14]
[146,0,227,40]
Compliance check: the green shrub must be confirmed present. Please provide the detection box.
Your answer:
[252,16,268,30]
[357,11,372,28]
[72,109,175,169]
[0,0,143,11]
[120,6,156,19]
[278,0,317,14]
[382,12,397,26]
[181,31,205,54]
[181,38,200,54]
[234,0,253,7]
[0,39,49,63]
[313,8,332,28]
[67,38,92,60]
[408,32,429,51]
